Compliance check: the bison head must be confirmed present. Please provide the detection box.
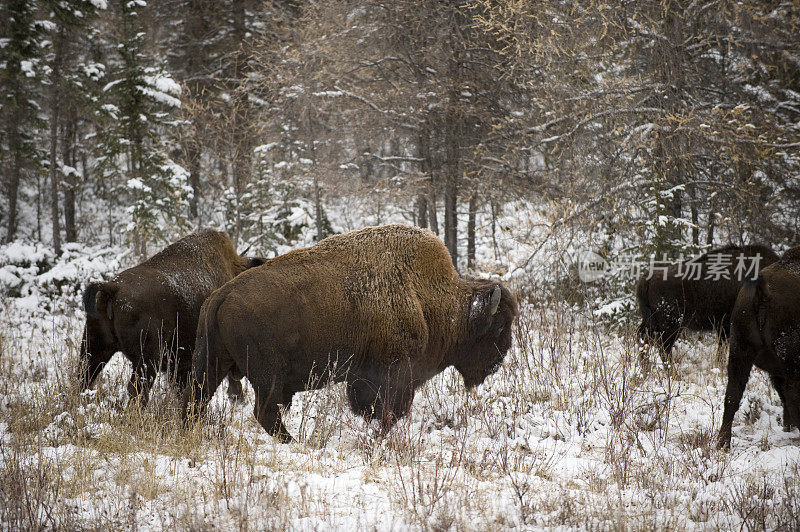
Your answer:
[455,283,518,388]
[81,278,181,391]
[80,281,122,389]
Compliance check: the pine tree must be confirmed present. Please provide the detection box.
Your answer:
[0,0,45,242]
[96,0,191,257]
[42,0,106,254]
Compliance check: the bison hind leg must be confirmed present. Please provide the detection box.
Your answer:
[183,351,234,425]
[769,375,793,431]
[248,372,292,443]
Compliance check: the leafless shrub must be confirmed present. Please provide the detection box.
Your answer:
[0,442,69,530]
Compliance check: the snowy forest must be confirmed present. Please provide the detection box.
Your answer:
[2,1,800,530]
[2,0,799,262]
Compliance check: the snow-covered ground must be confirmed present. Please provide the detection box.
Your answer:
[1,213,798,530]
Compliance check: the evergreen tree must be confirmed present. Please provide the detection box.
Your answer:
[95,0,191,257]
[42,0,106,254]
[0,0,46,242]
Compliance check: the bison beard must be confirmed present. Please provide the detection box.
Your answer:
[183,225,518,442]
[717,248,800,449]
[80,229,261,405]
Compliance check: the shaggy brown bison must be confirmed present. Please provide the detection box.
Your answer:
[184,224,518,442]
[718,247,800,449]
[81,229,264,404]
[636,244,779,357]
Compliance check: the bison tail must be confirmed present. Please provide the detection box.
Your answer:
[187,295,228,410]
[193,301,218,380]
[742,274,769,332]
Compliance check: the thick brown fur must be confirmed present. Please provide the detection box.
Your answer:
[636,244,779,357]
[184,224,519,442]
[717,247,800,448]
[81,229,262,404]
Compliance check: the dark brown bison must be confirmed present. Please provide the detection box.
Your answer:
[184,224,518,442]
[81,229,264,404]
[636,244,779,357]
[718,247,800,448]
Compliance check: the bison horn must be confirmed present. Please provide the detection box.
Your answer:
[489,286,501,315]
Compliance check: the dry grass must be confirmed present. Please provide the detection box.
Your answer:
[1,297,798,530]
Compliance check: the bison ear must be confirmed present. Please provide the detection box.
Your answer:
[83,282,118,320]
[469,286,502,336]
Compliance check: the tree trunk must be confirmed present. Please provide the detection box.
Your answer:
[3,77,24,243]
[417,124,438,234]
[230,0,251,243]
[36,172,42,241]
[187,142,201,221]
[62,105,77,243]
[4,132,23,243]
[313,175,326,241]
[490,200,500,261]
[443,119,459,270]
[416,195,428,229]
[64,184,76,242]
[467,192,478,270]
[690,185,698,246]
[467,191,477,270]
[427,186,439,236]
[707,203,716,246]
[442,27,464,270]
[443,159,458,269]
[49,29,65,256]
[183,0,209,223]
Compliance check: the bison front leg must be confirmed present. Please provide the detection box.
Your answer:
[80,345,114,392]
[80,326,116,391]
[782,380,800,432]
[127,360,157,407]
[347,362,415,433]
[717,340,754,449]
[657,326,681,365]
[226,367,245,405]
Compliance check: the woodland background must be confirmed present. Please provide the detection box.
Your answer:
[1,0,798,272]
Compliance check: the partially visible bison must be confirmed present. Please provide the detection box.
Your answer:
[81,229,263,404]
[636,244,779,357]
[718,247,800,449]
[184,224,518,442]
